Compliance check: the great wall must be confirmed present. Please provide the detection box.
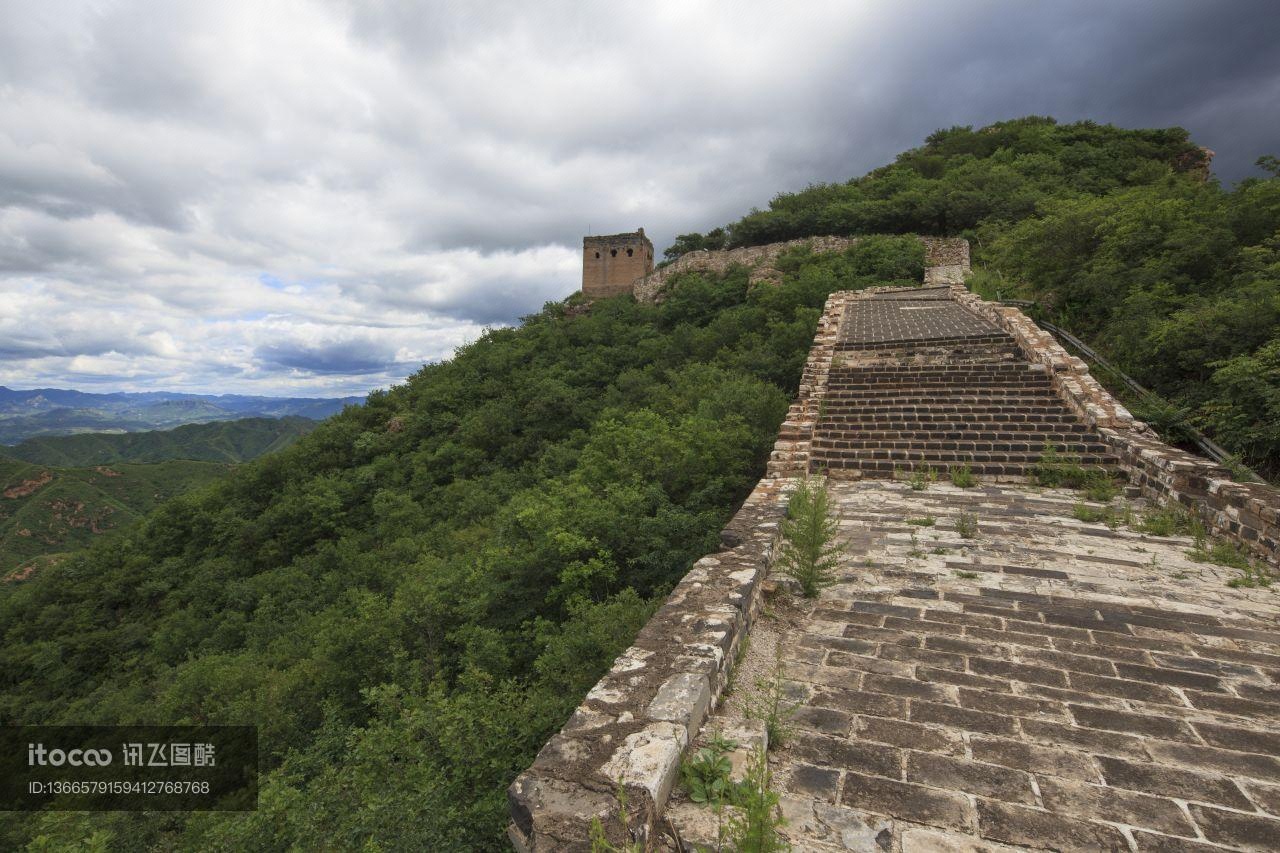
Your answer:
[511,239,1280,852]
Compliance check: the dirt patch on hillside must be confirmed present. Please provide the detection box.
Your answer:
[4,471,53,499]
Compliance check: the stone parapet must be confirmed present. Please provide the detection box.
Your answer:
[507,478,793,851]
[633,236,970,303]
[766,290,853,478]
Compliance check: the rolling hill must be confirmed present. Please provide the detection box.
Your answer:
[3,416,317,466]
[0,456,230,577]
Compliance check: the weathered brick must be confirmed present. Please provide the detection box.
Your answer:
[959,687,1065,719]
[877,643,966,670]
[1189,803,1280,850]
[917,665,1012,692]
[1067,705,1196,741]
[905,752,1035,803]
[1018,647,1118,677]
[1246,783,1280,816]
[1114,662,1224,692]
[863,673,955,703]
[825,651,913,677]
[976,800,1129,851]
[841,771,972,831]
[1038,776,1196,835]
[1238,682,1280,704]
[969,736,1100,783]
[1020,719,1147,759]
[1095,756,1251,809]
[925,635,1009,657]
[1145,740,1280,785]
[811,687,907,719]
[910,700,1017,736]
[969,656,1069,687]
[1052,637,1153,664]
[922,609,1004,630]
[790,731,901,779]
[1015,682,1131,709]
[791,706,852,736]
[966,625,1053,648]
[852,601,922,618]
[885,615,965,635]
[800,633,877,655]
[1152,653,1263,679]
[1004,616,1095,641]
[1066,671,1182,705]
[1186,690,1280,720]
[1132,829,1235,851]
[786,763,841,803]
[854,716,963,755]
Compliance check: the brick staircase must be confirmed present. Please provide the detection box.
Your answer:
[811,289,1117,479]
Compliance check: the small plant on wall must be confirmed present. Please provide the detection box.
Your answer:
[775,475,843,597]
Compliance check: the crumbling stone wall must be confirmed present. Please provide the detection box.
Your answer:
[631,236,970,302]
[506,479,793,851]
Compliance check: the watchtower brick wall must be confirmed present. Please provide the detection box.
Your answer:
[582,229,654,298]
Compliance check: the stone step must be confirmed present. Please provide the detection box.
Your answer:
[830,363,1045,377]
[811,437,1114,455]
[817,416,1090,430]
[813,429,1106,445]
[826,379,1053,391]
[814,440,1116,461]
[822,404,1081,418]
[810,458,1073,477]
[836,333,1014,352]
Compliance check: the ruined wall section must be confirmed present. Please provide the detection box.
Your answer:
[953,284,1280,568]
[632,235,969,302]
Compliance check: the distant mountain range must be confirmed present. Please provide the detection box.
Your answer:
[2,416,317,466]
[0,386,363,445]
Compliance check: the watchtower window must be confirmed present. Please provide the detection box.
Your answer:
[610,249,617,257]
[626,248,633,257]
[594,251,600,258]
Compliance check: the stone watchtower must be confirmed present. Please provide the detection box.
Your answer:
[582,228,654,298]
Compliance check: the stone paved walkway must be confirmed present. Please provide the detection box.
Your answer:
[672,480,1280,852]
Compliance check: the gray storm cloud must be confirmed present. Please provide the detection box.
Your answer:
[0,0,1277,395]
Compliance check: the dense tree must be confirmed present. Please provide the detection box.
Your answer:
[0,238,923,851]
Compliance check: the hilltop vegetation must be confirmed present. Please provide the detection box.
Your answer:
[0,457,228,576]
[4,417,316,466]
[670,117,1280,478]
[3,117,1278,851]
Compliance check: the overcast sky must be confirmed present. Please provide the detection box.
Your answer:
[1,0,1277,397]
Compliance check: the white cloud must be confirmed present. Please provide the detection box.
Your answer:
[0,0,1276,395]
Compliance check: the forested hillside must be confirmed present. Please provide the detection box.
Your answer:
[0,237,924,850]
[0,457,229,576]
[4,417,316,466]
[3,117,1276,851]
[669,117,1280,478]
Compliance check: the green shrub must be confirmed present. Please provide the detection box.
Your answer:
[1137,503,1197,537]
[906,516,935,527]
[725,748,790,852]
[775,476,843,597]
[681,733,738,805]
[955,511,979,539]
[949,464,977,488]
